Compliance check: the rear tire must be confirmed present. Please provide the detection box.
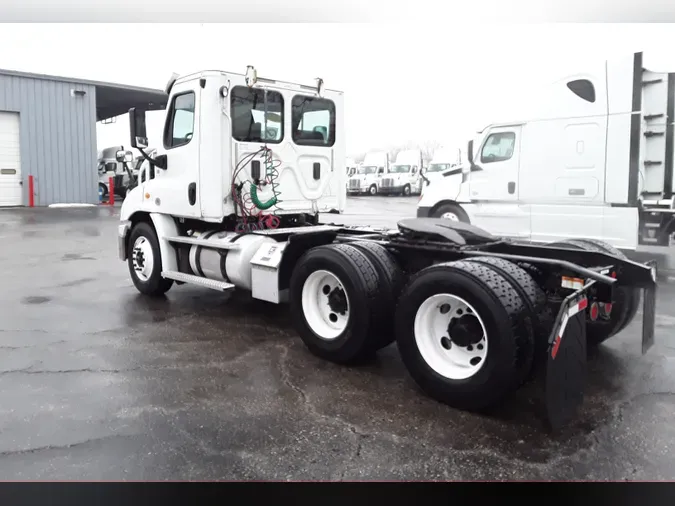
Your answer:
[350,241,405,350]
[572,238,641,336]
[127,222,174,296]
[395,260,528,412]
[466,256,550,384]
[289,244,382,364]
[547,239,636,346]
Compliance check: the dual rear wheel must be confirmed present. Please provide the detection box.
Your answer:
[290,245,555,411]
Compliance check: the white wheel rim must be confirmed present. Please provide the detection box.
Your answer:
[441,212,459,221]
[301,270,350,340]
[131,236,155,282]
[413,294,488,380]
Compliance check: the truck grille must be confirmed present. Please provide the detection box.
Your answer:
[349,179,360,189]
[381,178,394,187]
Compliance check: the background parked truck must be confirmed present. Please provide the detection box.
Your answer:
[417,50,675,253]
[347,150,388,196]
[379,149,423,196]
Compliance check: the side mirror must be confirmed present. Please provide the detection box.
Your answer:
[467,140,474,164]
[129,107,148,149]
[116,150,133,163]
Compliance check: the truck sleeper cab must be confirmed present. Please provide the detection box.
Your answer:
[418,51,675,252]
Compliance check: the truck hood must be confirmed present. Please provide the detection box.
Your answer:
[418,171,467,207]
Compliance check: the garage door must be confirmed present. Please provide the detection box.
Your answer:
[0,112,22,207]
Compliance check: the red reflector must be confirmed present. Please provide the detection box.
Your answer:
[611,271,617,278]
[578,298,588,311]
[604,302,613,315]
[590,302,599,321]
[551,335,562,359]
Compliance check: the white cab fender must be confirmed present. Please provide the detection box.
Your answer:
[150,213,179,272]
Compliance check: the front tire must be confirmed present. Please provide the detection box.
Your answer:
[432,203,470,223]
[289,244,382,364]
[368,184,377,196]
[127,222,174,296]
[395,260,528,411]
[402,184,411,197]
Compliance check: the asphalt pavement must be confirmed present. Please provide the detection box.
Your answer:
[0,196,674,480]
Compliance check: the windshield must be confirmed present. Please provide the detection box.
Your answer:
[390,164,411,173]
[427,163,453,173]
[357,166,377,175]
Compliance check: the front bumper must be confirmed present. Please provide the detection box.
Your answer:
[416,206,432,218]
[118,221,131,261]
[378,185,405,195]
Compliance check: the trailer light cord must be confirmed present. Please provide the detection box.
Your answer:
[231,145,283,231]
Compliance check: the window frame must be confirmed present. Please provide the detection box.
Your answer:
[230,86,285,145]
[163,91,196,150]
[291,94,336,148]
[480,131,517,164]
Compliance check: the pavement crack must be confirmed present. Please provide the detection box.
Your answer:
[0,434,137,457]
[0,367,140,375]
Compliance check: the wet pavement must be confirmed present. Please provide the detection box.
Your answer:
[0,197,674,480]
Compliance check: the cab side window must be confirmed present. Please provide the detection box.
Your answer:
[480,132,516,164]
[163,92,196,149]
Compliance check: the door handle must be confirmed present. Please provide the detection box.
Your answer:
[188,182,196,206]
[508,181,516,194]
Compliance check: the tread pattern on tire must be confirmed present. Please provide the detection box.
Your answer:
[349,241,405,350]
[437,260,527,382]
[466,256,548,384]
[396,260,529,409]
[325,243,384,355]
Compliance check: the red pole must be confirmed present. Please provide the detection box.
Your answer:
[28,175,34,207]
[109,177,115,206]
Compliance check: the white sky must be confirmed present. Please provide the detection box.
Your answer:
[1,23,675,156]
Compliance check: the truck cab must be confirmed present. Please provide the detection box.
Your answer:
[422,146,462,187]
[121,67,345,228]
[417,51,675,251]
[347,151,389,196]
[379,149,423,196]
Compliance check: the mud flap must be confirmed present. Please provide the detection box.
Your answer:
[642,261,657,355]
[545,293,589,431]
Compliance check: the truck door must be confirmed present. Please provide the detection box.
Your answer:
[468,126,530,239]
[156,80,202,218]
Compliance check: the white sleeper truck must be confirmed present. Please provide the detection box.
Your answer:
[418,51,675,253]
[117,65,658,430]
[347,151,388,196]
[379,149,423,196]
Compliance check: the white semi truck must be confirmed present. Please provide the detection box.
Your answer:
[422,146,462,186]
[418,51,675,253]
[378,149,423,196]
[117,65,657,429]
[347,150,389,196]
